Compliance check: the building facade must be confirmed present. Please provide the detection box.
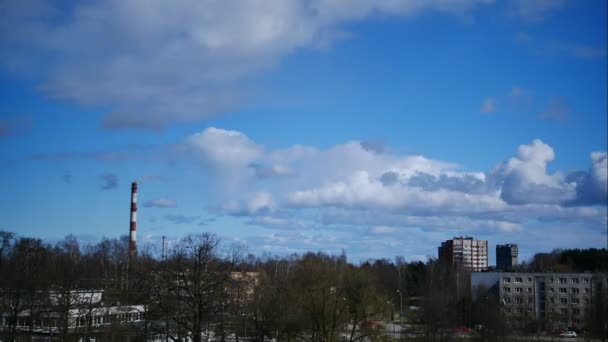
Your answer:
[0,289,145,338]
[471,272,608,330]
[438,236,488,271]
[496,244,518,271]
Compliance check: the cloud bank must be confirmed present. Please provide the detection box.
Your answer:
[179,127,606,239]
[1,0,493,130]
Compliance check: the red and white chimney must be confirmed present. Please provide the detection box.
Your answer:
[129,182,137,255]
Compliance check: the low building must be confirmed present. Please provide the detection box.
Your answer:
[471,272,608,330]
[0,289,145,338]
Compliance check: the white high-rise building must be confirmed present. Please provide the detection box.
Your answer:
[438,236,488,271]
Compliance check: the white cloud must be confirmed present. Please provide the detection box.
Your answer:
[184,127,263,191]
[182,129,605,232]
[590,152,607,196]
[221,191,276,216]
[490,139,576,204]
[1,0,493,130]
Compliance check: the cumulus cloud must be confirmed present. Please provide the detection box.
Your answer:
[1,0,493,130]
[249,163,294,179]
[85,127,599,243]
[99,173,118,190]
[181,130,605,238]
[489,139,575,205]
[565,152,608,206]
[221,191,276,216]
[144,198,177,208]
[360,139,385,155]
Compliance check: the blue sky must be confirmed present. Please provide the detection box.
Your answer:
[0,0,606,263]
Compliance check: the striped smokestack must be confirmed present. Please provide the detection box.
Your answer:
[129,182,137,255]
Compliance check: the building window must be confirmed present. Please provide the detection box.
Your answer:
[549,277,554,283]
[515,277,523,283]
[505,308,511,313]
[573,308,580,315]
[527,307,533,312]
[516,297,523,303]
[504,287,511,293]
[572,278,579,284]
[517,307,523,313]
[560,298,568,304]
[526,287,532,293]
[549,287,555,293]
[559,288,567,294]
[572,288,579,294]
[504,297,512,303]
[527,277,532,283]
[583,278,589,283]
[528,297,533,303]
[572,298,579,304]
[573,319,581,324]
[503,277,511,283]
[584,288,590,294]
[516,287,523,293]
[558,278,567,284]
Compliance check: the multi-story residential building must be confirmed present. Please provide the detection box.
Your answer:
[438,236,488,271]
[496,244,518,271]
[471,272,608,330]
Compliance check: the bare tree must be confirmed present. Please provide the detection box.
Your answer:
[151,233,235,342]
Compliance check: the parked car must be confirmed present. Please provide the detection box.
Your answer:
[559,331,577,338]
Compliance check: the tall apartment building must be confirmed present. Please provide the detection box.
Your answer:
[438,236,488,271]
[471,272,608,330]
[496,244,518,271]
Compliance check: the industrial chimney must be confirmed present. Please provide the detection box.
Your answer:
[129,182,137,255]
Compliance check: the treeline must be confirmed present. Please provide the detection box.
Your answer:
[520,248,608,273]
[0,230,606,341]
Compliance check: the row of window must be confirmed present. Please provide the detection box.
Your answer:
[551,277,589,284]
[547,308,582,315]
[548,287,589,294]
[503,277,533,283]
[504,307,533,314]
[0,312,144,329]
[503,276,590,284]
[76,312,144,327]
[503,287,533,293]
[503,296,591,305]
[547,297,588,304]
[504,297,534,304]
